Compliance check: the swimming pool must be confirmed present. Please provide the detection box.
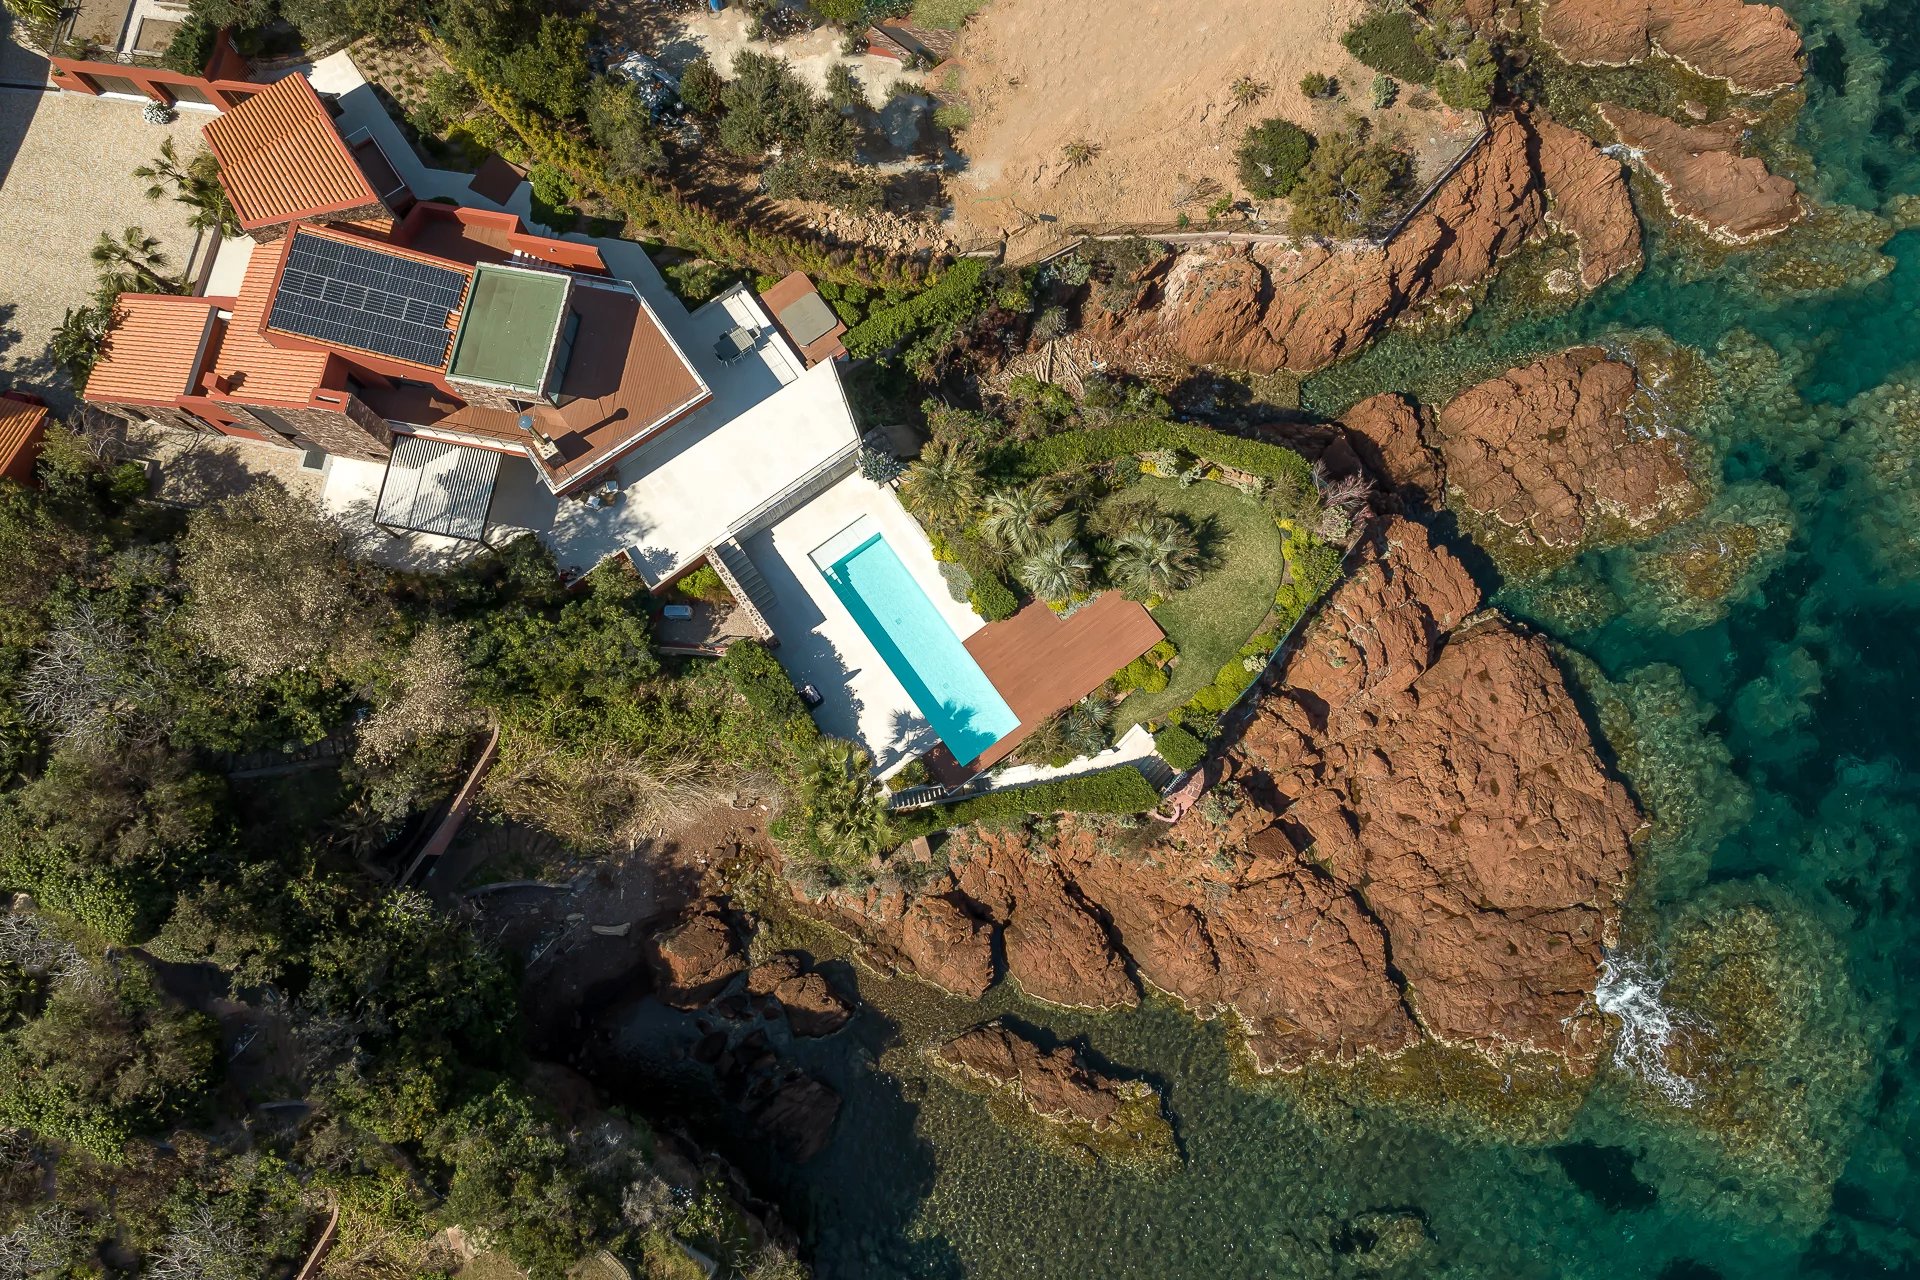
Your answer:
[812,523,1019,765]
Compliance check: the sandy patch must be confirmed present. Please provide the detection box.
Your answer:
[944,0,1483,244]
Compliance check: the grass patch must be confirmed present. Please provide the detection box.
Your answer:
[911,0,988,29]
[1107,478,1285,730]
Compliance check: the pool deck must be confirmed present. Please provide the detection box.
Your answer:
[949,594,1164,775]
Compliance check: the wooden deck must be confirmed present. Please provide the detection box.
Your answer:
[958,593,1164,773]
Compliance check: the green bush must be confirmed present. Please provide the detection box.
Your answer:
[678,56,725,116]
[1299,72,1338,99]
[677,564,731,603]
[1002,420,1314,492]
[160,11,219,75]
[1154,724,1206,773]
[1112,655,1169,694]
[717,639,807,722]
[1433,41,1498,110]
[1275,535,1345,624]
[844,257,990,358]
[894,766,1161,837]
[1371,74,1400,109]
[967,572,1021,622]
[1342,12,1437,84]
[1286,127,1416,238]
[1236,118,1316,200]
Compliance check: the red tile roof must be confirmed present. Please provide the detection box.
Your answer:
[0,394,49,486]
[204,73,381,231]
[207,242,332,405]
[85,295,220,406]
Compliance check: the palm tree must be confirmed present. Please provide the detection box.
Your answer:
[1112,514,1201,599]
[1018,537,1092,606]
[89,226,178,297]
[898,438,982,531]
[979,480,1060,557]
[801,739,894,872]
[134,137,241,236]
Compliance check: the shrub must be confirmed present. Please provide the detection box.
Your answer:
[718,639,807,722]
[967,571,1020,622]
[1299,72,1338,99]
[494,13,595,119]
[859,444,906,484]
[1112,655,1169,694]
[1275,535,1345,623]
[678,56,725,116]
[1154,724,1206,773]
[1433,41,1498,111]
[677,564,731,603]
[893,766,1161,837]
[1372,74,1399,109]
[844,257,990,358]
[1236,118,1316,200]
[1286,127,1415,238]
[1342,12,1437,84]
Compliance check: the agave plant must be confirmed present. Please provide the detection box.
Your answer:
[898,438,982,532]
[979,480,1060,557]
[1018,537,1092,605]
[1112,515,1201,599]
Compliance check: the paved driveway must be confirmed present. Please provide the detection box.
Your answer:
[0,48,214,414]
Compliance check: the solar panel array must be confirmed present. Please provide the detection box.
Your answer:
[267,233,468,367]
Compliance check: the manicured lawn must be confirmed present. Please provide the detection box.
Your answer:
[1105,477,1286,730]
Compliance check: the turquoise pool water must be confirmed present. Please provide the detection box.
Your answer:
[816,530,1018,765]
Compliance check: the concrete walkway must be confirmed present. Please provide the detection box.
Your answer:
[0,77,214,413]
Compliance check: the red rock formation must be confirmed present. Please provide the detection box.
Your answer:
[1432,346,1700,556]
[935,1021,1135,1129]
[1541,0,1803,94]
[817,520,1642,1072]
[1103,111,1639,375]
[1339,393,1445,506]
[1535,117,1646,287]
[952,833,1138,1009]
[1600,104,1802,242]
[745,953,855,1036]
[646,907,745,1009]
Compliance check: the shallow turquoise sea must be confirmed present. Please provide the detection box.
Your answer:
[657,2,1920,1274]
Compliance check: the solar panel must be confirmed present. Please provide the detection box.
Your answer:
[267,233,468,367]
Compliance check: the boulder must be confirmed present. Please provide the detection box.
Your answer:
[936,1021,1132,1128]
[645,908,745,1009]
[750,1072,841,1163]
[1432,346,1701,565]
[745,953,855,1037]
[1338,393,1444,506]
[1599,104,1802,242]
[1541,0,1804,95]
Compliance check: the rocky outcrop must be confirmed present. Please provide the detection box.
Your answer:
[1338,393,1444,506]
[817,519,1642,1073]
[745,953,855,1037]
[1540,0,1803,95]
[646,906,746,1009]
[1102,110,1639,375]
[1600,104,1802,242]
[1535,117,1646,288]
[931,1021,1176,1164]
[1432,347,1702,564]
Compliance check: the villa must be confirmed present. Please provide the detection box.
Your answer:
[70,52,1164,784]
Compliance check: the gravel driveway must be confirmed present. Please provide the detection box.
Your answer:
[0,63,215,415]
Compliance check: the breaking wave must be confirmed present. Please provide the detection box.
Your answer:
[1594,951,1703,1107]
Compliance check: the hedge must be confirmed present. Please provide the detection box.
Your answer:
[1154,725,1207,773]
[844,257,990,358]
[968,572,1020,622]
[894,766,1161,837]
[450,52,925,291]
[1003,419,1315,490]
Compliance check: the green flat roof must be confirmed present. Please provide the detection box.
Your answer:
[447,264,571,394]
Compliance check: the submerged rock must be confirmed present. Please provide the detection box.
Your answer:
[930,1021,1175,1167]
[745,953,855,1037]
[1622,482,1794,629]
[1600,105,1803,243]
[1540,0,1804,95]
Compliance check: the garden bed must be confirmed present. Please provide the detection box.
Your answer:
[1103,476,1286,731]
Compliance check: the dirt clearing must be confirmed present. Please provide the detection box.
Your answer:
[943,0,1484,252]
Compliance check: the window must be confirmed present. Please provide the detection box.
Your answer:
[168,81,212,106]
[86,74,143,97]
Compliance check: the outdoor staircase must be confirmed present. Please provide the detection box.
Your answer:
[708,538,778,641]
[1136,753,1178,793]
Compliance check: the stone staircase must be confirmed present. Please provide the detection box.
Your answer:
[708,538,778,642]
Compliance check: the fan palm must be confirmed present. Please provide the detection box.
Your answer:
[89,226,177,297]
[134,137,241,236]
[801,739,894,872]
[898,438,982,531]
[1018,537,1092,605]
[979,480,1060,557]
[1112,515,1201,599]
